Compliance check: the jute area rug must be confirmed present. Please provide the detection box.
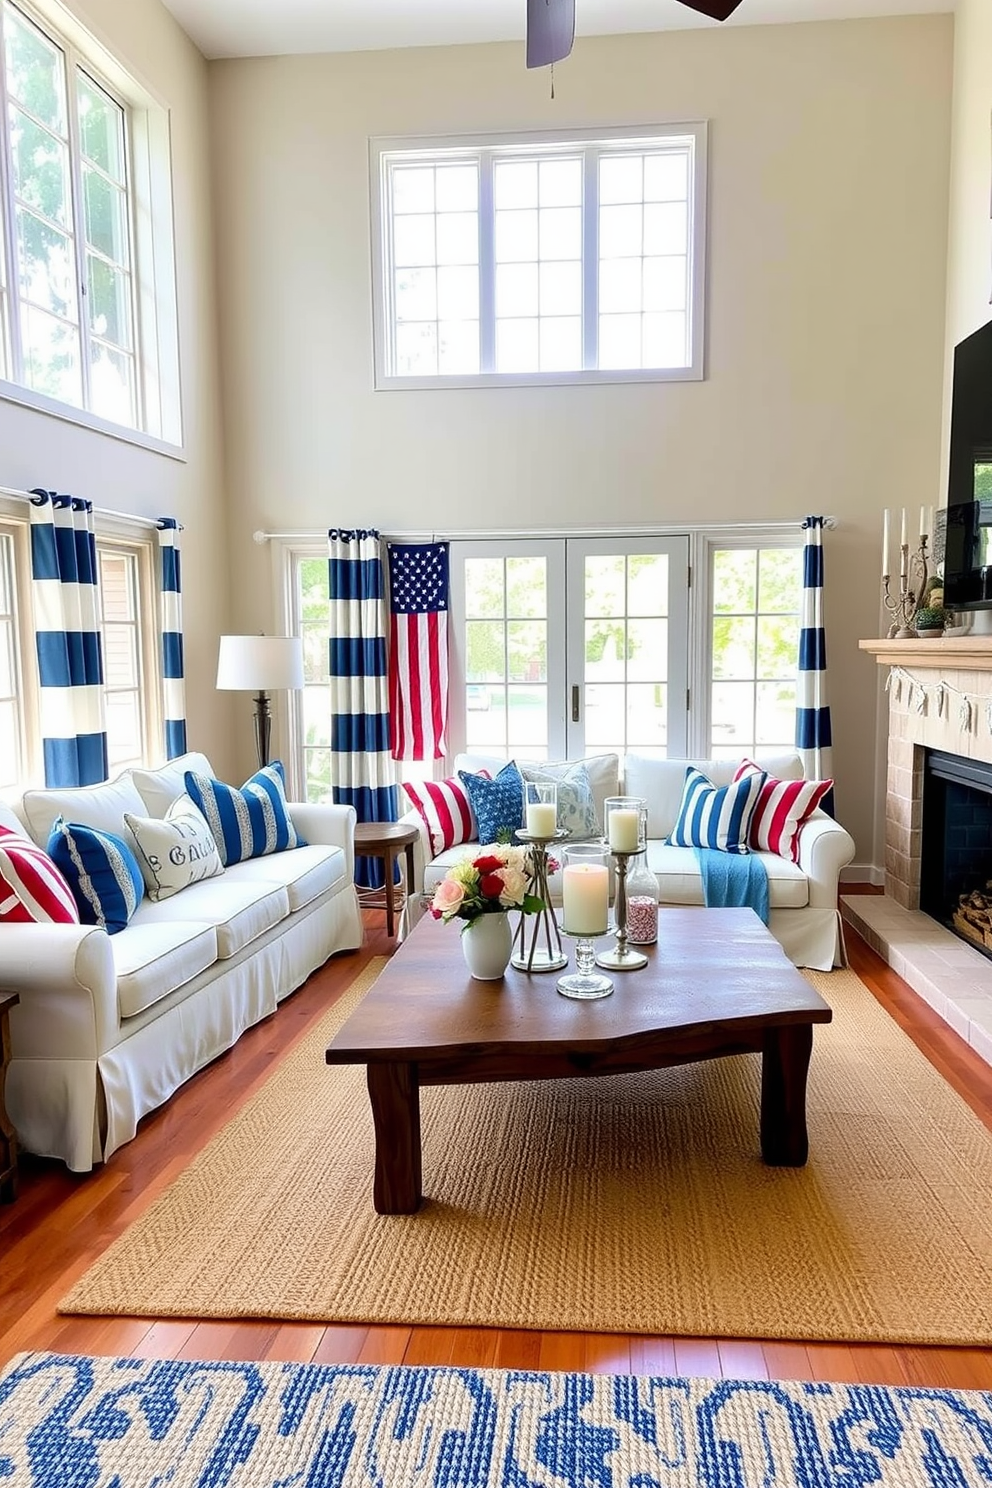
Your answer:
[60,958,992,1344]
[4,1352,992,1488]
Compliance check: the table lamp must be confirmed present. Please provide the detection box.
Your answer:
[216,634,304,769]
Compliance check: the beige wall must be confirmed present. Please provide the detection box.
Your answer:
[0,0,235,776]
[208,14,953,865]
[944,0,992,349]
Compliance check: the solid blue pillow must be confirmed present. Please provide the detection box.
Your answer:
[666,766,767,855]
[184,760,305,867]
[458,762,524,844]
[48,817,145,933]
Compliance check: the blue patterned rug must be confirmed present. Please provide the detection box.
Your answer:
[3,1351,992,1485]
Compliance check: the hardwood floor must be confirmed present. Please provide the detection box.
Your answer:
[3,904,992,1387]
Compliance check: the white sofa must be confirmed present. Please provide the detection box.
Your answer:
[402,751,855,972]
[1,752,362,1172]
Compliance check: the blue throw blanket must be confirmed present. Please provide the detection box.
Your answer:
[693,846,769,924]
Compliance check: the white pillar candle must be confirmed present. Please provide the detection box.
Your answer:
[526,802,557,836]
[608,807,641,852]
[882,508,890,577]
[562,863,609,935]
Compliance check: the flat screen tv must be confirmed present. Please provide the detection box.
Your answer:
[943,318,992,611]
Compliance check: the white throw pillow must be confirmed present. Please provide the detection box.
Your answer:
[520,760,600,839]
[123,794,223,902]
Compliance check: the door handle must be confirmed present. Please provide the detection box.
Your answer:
[571,684,579,723]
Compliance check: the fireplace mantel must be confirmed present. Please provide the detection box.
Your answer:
[860,636,992,670]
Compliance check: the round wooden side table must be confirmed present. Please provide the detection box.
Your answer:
[354,821,420,937]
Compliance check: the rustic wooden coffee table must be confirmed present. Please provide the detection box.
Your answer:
[325,907,832,1214]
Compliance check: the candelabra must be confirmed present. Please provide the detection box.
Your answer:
[595,849,648,971]
[882,536,929,639]
[511,828,568,973]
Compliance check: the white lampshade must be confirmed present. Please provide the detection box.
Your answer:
[216,635,304,692]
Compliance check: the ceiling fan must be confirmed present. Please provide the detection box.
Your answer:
[526,0,746,69]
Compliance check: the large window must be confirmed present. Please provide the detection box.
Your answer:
[0,500,165,795]
[371,124,706,389]
[708,545,803,760]
[0,0,180,444]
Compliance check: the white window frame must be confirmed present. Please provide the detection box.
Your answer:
[95,534,160,774]
[693,529,805,762]
[370,122,707,392]
[0,0,182,452]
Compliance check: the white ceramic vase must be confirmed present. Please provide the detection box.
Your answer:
[461,912,513,980]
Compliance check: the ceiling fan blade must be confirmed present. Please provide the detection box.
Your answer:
[675,0,746,18]
[526,0,575,68]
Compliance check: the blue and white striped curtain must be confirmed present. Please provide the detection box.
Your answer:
[796,515,835,813]
[328,528,398,888]
[29,491,108,786]
[158,518,187,759]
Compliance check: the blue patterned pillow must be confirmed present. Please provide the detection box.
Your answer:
[184,761,305,867]
[48,817,144,933]
[666,767,767,855]
[458,762,524,844]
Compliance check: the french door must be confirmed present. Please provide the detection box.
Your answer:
[447,537,689,762]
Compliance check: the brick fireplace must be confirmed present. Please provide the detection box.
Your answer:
[841,635,992,1069]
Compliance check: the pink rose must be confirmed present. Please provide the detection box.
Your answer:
[432,878,466,916]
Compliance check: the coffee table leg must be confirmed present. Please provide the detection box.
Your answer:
[760,1023,813,1166]
[367,1062,422,1213]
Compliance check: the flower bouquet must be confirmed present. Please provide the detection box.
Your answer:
[430,843,545,927]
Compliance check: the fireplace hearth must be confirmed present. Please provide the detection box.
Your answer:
[920,749,992,957]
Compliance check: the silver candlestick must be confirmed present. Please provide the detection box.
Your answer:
[595,849,649,971]
[882,536,929,639]
[511,828,568,972]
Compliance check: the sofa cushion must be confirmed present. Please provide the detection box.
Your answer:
[646,843,810,909]
[625,753,804,839]
[112,916,219,1018]
[224,844,346,913]
[458,762,524,843]
[124,794,224,901]
[185,762,305,867]
[0,826,79,924]
[667,767,766,854]
[20,772,148,850]
[520,760,600,839]
[134,877,290,958]
[733,758,834,862]
[401,773,484,856]
[130,751,215,819]
[48,818,145,934]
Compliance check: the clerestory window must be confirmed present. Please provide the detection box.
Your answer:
[371,123,706,390]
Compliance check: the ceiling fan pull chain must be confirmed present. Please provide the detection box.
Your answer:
[550,60,555,99]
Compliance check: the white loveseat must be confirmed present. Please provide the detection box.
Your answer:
[402,751,855,972]
[1,751,362,1172]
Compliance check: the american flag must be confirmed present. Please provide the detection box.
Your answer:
[387,542,449,761]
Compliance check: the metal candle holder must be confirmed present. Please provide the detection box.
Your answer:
[882,536,929,639]
[595,848,649,971]
[511,828,568,973]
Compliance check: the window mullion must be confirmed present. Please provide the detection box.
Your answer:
[64,42,92,413]
[478,150,495,374]
[0,5,25,384]
[581,148,598,372]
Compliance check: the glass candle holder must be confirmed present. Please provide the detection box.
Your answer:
[524,780,558,839]
[558,843,613,1000]
[604,796,647,854]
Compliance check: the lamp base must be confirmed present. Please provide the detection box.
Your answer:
[253,691,272,770]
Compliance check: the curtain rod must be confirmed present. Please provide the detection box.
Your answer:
[254,518,837,544]
[0,484,163,530]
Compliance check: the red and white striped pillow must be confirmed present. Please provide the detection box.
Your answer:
[732,759,833,863]
[0,825,80,924]
[402,772,488,857]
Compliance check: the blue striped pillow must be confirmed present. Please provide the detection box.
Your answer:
[184,761,305,867]
[666,767,767,855]
[48,817,145,933]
